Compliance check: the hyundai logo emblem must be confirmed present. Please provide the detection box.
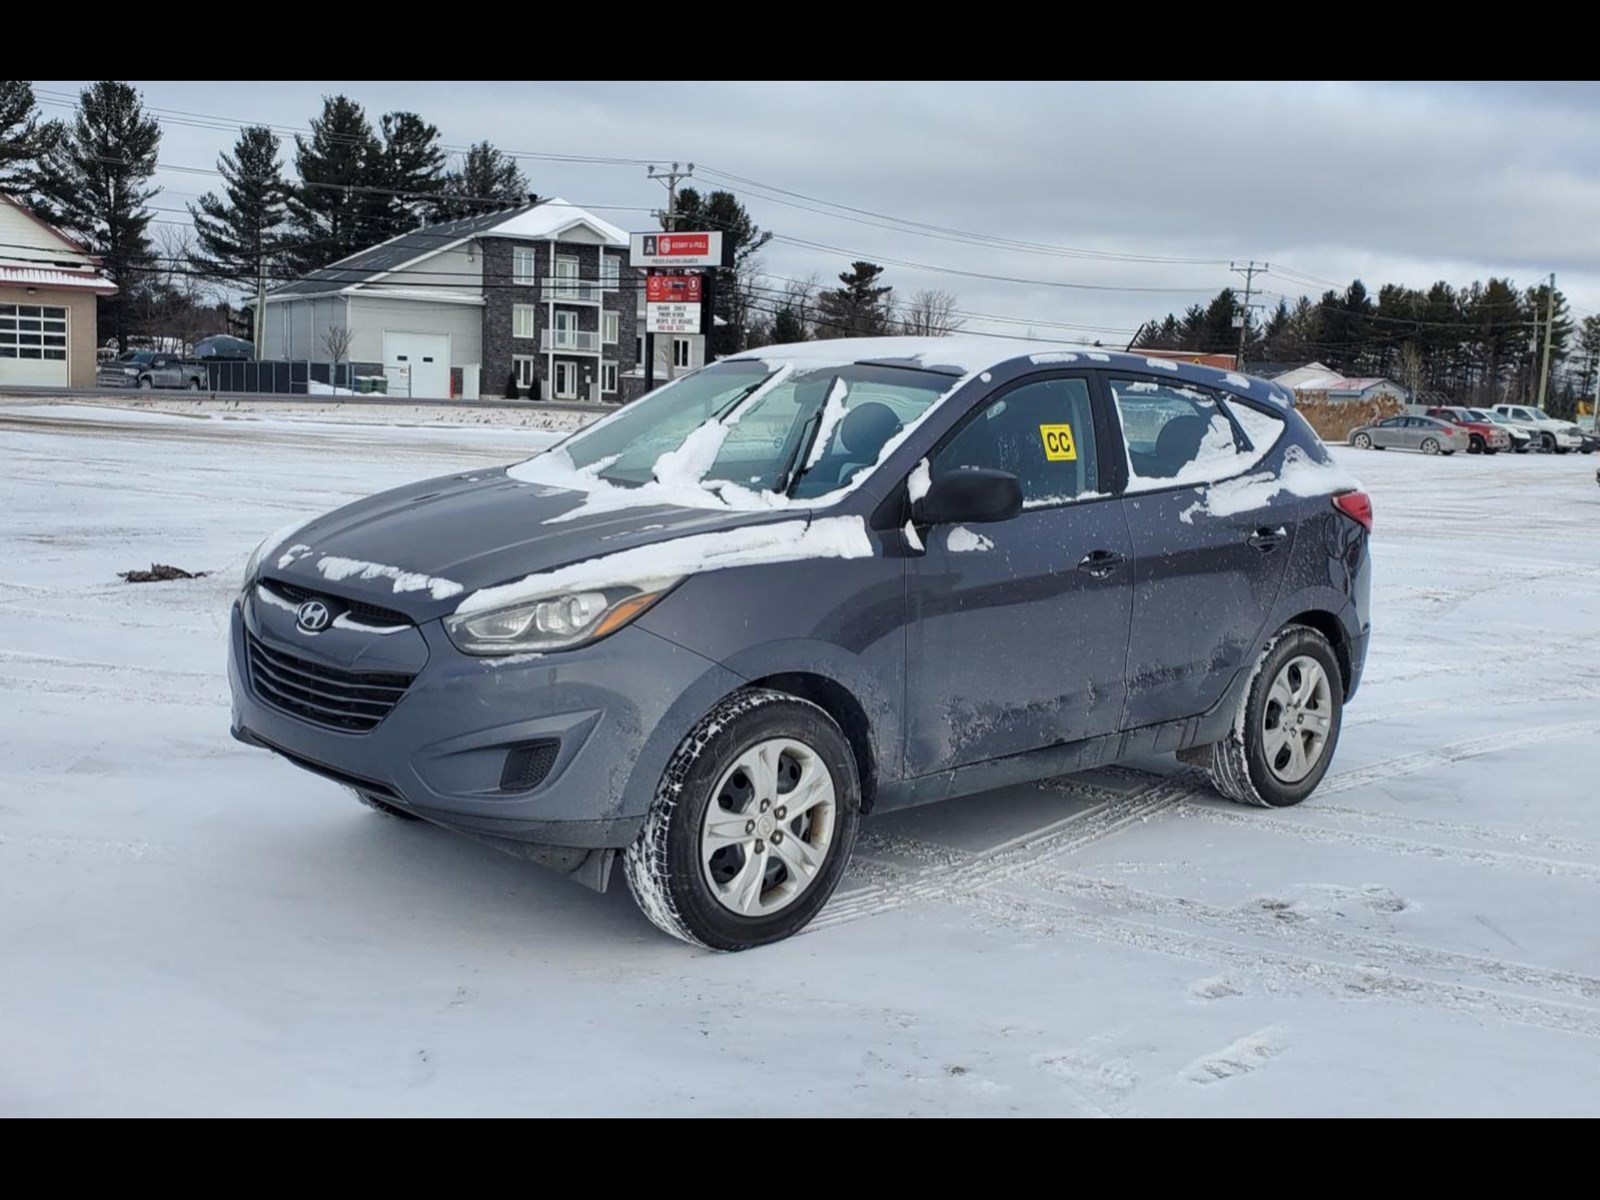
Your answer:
[296,600,332,633]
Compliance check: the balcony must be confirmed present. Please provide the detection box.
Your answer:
[545,277,603,304]
[541,328,602,354]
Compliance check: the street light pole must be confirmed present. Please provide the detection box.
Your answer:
[1536,272,1556,411]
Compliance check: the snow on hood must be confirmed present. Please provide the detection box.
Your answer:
[454,516,873,615]
[314,555,464,601]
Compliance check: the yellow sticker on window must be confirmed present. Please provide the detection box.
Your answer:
[1038,423,1078,461]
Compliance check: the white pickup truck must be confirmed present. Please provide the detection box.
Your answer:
[1491,404,1585,453]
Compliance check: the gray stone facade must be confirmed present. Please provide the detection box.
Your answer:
[478,236,637,403]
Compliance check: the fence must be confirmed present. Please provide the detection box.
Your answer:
[1293,391,1406,442]
[203,360,383,395]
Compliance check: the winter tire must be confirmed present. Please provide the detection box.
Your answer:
[1352,433,1372,450]
[1468,435,1483,454]
[1202,625,1343,809]
[1541,433,1556,452]
[1421,437,1440,455]
[349,787,419,820]
[624,688,861,951]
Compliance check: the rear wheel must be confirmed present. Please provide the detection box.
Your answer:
[1201,626,1343,809]
[624,688,861,950]
[1352,432,1372,450]
[1421,437,1441,455]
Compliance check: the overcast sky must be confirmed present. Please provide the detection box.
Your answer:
[35,80,1600,347]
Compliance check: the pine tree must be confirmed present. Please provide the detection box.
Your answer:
[188,126,290,314]
[373,111,445,236]
[430,141,528,222]
[673,188,772,353]
[771,305,807,345]
[815,261,893,338]
[283,96,380,273]
[33,81,160,348]
[0,80,62,196]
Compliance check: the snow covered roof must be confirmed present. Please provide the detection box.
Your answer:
[487,197,628,245]
[0,264,117,294]
[267,197,626,300]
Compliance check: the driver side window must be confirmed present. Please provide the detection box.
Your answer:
[932,375,1099,507]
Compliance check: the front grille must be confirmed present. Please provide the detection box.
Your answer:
[246,631,414,732]
[262,579,411,628]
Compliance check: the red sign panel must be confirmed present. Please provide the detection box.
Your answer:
[646,274,704,304]
[652,233,710,258]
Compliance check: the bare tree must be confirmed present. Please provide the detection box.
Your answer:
[899,289,965,337]
[1396,342,1426,401]
[782,272,822,339]
[150,226,216,352]
[322,323,354,390]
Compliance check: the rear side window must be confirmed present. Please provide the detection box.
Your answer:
[932,375,1099,507]
[1110,377,1281,489]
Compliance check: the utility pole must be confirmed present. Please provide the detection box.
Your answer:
[645,162,695,388]
[1536,271,1556,411]
[1230,261,1266,371]
[253,259,266,359]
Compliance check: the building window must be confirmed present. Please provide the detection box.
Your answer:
[600,253,620,290]
[602,362,618,394]
[513,246,536,285]
[513,304,536,339]
[603,311,619,344]
[0,303,68,360]
[673,337,692,368]
[513,355,537,388]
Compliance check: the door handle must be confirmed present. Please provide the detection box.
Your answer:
[1077,549,1126,579]
[1248,526,1288,552]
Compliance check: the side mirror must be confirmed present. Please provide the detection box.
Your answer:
[912,469,1023,526]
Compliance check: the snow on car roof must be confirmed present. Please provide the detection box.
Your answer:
[723,337,1291,404]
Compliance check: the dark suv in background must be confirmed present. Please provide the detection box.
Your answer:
[230,338,1372,950]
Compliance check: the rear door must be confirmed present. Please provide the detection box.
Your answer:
[1109,374,1296,729]
[902,371,1133,775]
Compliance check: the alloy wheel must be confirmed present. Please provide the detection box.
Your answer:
[1261,655,1334,784]
[700,738,837,917]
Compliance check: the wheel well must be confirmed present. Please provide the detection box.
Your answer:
[748,672,878,813]
[1285,610,1351,696]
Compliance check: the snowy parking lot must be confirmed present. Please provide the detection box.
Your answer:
[3,403,1599,1116]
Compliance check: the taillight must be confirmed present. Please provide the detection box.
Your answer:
[1333,490,1373,532]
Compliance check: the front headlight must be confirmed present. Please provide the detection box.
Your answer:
[123,368,138,376]
[444,578,680,655]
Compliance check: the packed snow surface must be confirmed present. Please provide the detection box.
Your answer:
[4,401,1600,1116]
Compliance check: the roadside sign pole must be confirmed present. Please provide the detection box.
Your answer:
[644,267,655,394]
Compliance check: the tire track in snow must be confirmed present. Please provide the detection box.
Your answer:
[1317,721,1600,795]
[815,773,1200,931]
[0,648,218,679]
[0,672,224,709]
[961,885,1600,1040]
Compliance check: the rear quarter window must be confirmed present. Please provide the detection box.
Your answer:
[1110,377,1283,490]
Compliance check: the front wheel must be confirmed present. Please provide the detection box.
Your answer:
[1201,626,1343,808]
[1352,432,1372,450]
[1468,435,1484,454]
[1541,433,1556,452]
[136,377,153,390]
[1421,437,1441,455]
[624,689,861,950]
[188,378,203,391]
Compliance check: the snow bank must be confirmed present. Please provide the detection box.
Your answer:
[456,516,873,615]
[315,555,465,600]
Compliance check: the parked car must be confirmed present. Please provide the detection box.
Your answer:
[97,350,210,391]
[1463,408,1534,453]
[1424,406,1511,454]
[230,339,1371,949]
[1491,404,1584,453]
[1573,428,1599,455]
[1348,414,1469,455]
[193,334,254,360]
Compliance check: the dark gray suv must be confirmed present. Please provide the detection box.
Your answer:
[229,338,1372,949]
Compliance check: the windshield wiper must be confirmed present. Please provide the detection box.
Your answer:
[775,409,824,497]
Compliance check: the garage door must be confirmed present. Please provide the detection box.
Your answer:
[383,331,450,399]
[0,301,70,388]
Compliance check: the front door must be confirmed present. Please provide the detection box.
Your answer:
[1109,374,1294,728]
[554,360,577,399]
[903,372,1133,776]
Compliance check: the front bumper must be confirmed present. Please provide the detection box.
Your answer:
[228,588,743,849]
[97,374,140,388]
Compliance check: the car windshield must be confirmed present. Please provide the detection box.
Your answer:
[1528,408,1554,420]
[559,358,955,499]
